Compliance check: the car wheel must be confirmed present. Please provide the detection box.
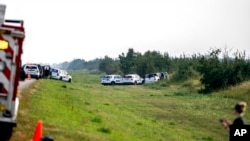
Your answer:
[68,79,71,83]
[134,81,137,85]
[111,81,115,85]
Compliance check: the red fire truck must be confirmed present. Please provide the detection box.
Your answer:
[0,4,25,140]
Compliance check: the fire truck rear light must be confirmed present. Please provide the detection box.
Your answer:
[0,62,6,71]
[0,40,9,50]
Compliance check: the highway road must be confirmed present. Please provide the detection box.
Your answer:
[18,79,36,92]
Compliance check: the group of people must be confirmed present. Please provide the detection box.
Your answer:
[220,101,247,131]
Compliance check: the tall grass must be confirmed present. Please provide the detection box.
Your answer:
[10,70,250,141]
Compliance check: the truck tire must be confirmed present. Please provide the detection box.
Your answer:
[0,121,16,141]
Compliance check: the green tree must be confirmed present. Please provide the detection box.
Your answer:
[99,56,119,74]
[84,58,101,70]
[119,49,173,77]
[67,59,85,70]
[196,48,250,92]
[171,54,199,81]
[119,48,138,74]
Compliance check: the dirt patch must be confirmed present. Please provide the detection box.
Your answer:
[9,131,30,141]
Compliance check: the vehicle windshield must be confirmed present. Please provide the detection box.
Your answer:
[103,75,111,79]
[124,75,132,78]
[51,69,58,73]
[26,66,37,69]
[149,74,157,77]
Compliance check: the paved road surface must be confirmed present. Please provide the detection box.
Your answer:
[18,79,36,92]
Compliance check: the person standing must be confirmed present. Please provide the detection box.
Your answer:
[220,101,247,131]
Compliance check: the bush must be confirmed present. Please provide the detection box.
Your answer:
[197,49,250,92]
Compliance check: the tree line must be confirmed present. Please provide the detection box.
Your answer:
[58,48,250,93]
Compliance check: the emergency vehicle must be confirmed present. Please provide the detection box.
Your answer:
[0,4,25,140]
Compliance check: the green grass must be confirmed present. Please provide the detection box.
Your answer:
[10,70,250,141]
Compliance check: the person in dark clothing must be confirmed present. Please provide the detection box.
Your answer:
[19,66,26,81]
[220,101,247,131]
[232,116,245,126]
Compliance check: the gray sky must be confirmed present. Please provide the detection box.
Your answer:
[2,0,250,64]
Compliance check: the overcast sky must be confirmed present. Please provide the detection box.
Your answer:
[1,0,250,64]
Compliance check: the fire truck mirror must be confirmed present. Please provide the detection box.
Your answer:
[0,61,6,71]
[0,4,6,25]
[0,40,8,50]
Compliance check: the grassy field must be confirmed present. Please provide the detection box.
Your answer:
[10,70,250,141]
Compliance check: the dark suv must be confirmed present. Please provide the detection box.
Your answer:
[42,65,51,78]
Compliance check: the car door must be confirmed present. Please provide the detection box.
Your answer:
[145,74,155,83]
[51,69,58,79]
[114,75,122,84]
[60,70,66,81]
[62,71,70,82]
[135,74,143,84]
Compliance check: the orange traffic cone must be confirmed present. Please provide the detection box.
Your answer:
[32,120,43,141]
[27,73,31,80]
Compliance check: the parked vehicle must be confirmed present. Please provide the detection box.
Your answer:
[61,70,72,83]
[122,74,144,85]
[42,65,51,78]
[23,64,40,79]
[160,72,169,80]
[101,74,123,85]
[50,68,64,80]
[24,63,44,78]
[0,5,26,140]
[35,64,44,78]
[50,68,72,82]
[144,73,160,84]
